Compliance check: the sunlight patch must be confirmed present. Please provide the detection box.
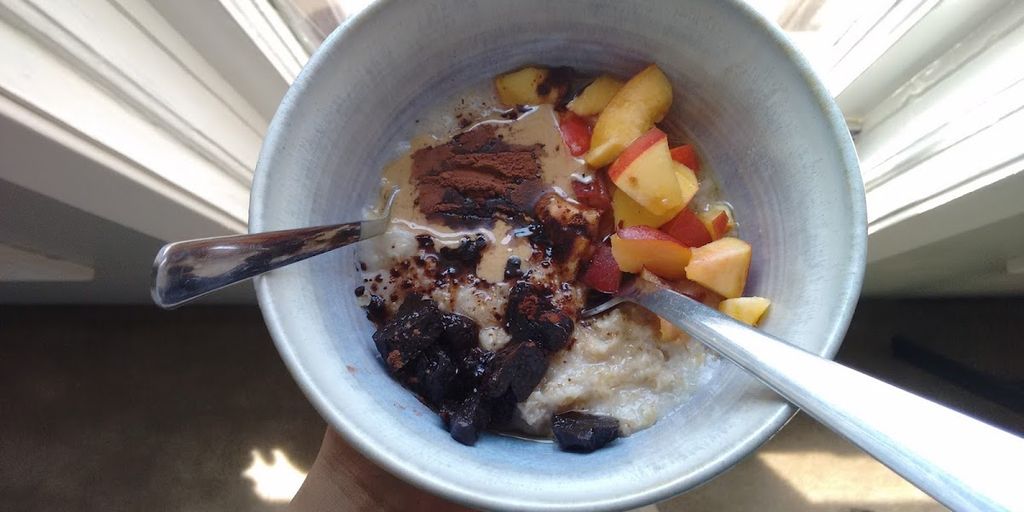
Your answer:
[242,448,308,503]
[758,451,933,504]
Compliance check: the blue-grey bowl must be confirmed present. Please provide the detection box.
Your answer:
[250,0,866,509]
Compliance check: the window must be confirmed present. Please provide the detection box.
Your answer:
[2,0,1020,294]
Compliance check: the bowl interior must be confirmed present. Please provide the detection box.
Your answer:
[250,0,865,510]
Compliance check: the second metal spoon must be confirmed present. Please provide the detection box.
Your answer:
[150,188,399,309]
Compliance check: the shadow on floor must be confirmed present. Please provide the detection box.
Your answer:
[0,306,324,512]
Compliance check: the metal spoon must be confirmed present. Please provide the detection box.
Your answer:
[150,188,399,309]
[581,275,1024,511]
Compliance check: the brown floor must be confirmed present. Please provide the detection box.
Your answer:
[1,299,1021,511]
[0,307,323,512]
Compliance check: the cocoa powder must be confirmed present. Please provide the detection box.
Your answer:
[411,124,544,227]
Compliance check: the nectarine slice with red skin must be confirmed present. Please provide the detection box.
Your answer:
[661,208,712,247]
[582,244,622,293]
[558,111,592,157]
[610,226,691,280]
[608,128,664,181]
[571,175,612,211]
[699,207,733,240]
[670,145,700,172]
[710,212,730,238]
[607,128,684,215]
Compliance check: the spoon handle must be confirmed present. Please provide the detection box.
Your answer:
[632,282,1024,512]
[151,217,387,309]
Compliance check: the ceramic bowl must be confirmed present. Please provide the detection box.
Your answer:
[250,0,866,509]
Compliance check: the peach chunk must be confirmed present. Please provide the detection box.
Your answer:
[611,187,679,229]
[718,297,771,326]
[585,64,672,167]
[494,67,561,105]
[568,75,624,116]
[684,237,751,298]
[673,162,699,210]
[610,226,691,279]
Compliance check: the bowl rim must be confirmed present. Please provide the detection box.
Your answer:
[249,0,867,509]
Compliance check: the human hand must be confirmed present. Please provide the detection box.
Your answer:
[290,428,471,512]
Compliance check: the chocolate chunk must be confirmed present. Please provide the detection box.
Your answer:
[365,294,387,325]
[440,313,479,352]
[446,394,490,446]
[438,400,456,426]
[450,347,494,397]
[354,286,365,297]
[437,235,488,276]
[481,341,548,401]
[531,194,600,262]
[415,234,435,250]
[542,66,577,108]
[506,282,574,352]
[504,256,523,280]
[531,66,574,107]
[372,295,444,372]
[551,412,620,453]
[407,348,456,406]
[488,390,518,427]
[534,311,574,352]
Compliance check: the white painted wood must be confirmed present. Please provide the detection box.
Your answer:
[866,171,1024,266]
[148,0,290,121]
[866,105,1024,235]
[826,0,939,100]
[0,0,293,240]
[0,0,265,184]
[834,0,1005,120]
[0,22,250,229]
[853,0,1024,288]
[0,94,247,241]
[863,187,1024,296]
[0,243,95,282]
[218,0,309,82]
[110,0,271,135]
[856,2,1024,187]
